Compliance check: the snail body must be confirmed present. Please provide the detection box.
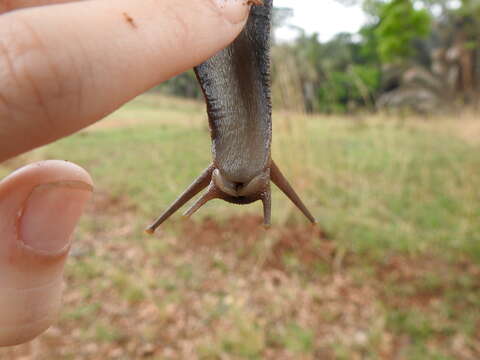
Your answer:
[146,0,315,233]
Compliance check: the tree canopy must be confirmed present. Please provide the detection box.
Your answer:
[156,0,480,114]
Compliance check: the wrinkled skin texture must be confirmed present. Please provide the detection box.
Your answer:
[146,0,315,233]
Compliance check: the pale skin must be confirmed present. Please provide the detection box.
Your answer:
[0,0,252,346]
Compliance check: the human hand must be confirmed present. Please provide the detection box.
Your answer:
[0,0,251,346]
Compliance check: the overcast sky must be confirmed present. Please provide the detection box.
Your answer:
[274,0,367,42]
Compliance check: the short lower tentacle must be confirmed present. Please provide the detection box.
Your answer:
[183,184,218,217]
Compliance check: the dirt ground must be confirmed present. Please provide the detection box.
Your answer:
[2,206,479,359]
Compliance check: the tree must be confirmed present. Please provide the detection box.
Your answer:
[374,0,431,63]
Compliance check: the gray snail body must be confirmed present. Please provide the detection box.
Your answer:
[146,0,315,233]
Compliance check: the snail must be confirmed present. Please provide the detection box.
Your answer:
[146,0,315,234]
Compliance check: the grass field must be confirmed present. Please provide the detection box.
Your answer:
[1,94,480,359]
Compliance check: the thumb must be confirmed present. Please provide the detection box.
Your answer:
[0,160,93,346]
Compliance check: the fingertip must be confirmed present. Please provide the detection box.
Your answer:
[210,0,252,25]
[1,160,93,191]
[0,160,93,285]
[0,160,93,346]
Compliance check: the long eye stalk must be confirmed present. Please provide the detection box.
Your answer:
[145,165,214,234]
[270,161,316,224]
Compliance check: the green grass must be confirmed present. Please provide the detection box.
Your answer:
[305,120,480,258]
[1,94,479,359]
[21,96,480,261]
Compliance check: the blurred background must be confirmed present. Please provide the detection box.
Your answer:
[1,0,479,359]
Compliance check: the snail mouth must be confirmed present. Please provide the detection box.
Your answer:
[212,169,269,198]
[146,159,316,235]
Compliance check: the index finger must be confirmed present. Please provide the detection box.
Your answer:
[0,0,252,162]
